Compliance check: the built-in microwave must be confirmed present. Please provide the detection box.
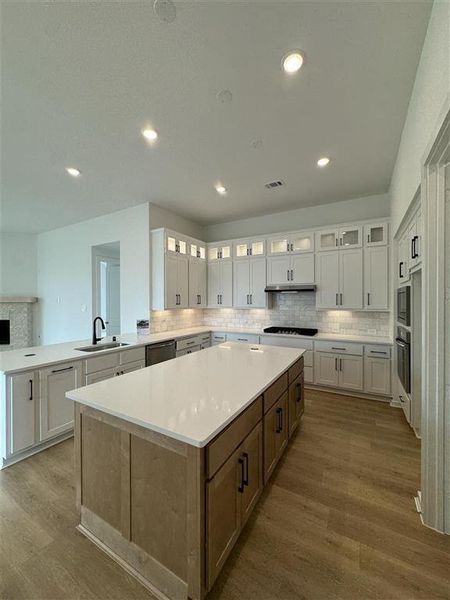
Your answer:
[397,286,411,326]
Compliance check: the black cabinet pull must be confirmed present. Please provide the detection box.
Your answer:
[242,452,249,486]
[238,457,245,493]
[399,261,403,278]
[29,379,33,401]
[296,382,302,403]
[411,238,415,260]
[51,365,74,374]
[276,407,283,433]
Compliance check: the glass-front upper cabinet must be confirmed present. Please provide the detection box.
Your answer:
[208,243,232,261]
[166,232,187,255]
[364,223,388,246]
[189,242,206,259]
[316,226,362,251]
[268,231,314,255]
[234,239,265,258]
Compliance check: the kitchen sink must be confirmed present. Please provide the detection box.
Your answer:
[75,342,129,353]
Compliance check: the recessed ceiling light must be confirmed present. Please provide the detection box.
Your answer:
[142,128,158,142]
[317,157,330,167]
[215,184,227,195]
[66,167,81,177]
[282,52,304,74]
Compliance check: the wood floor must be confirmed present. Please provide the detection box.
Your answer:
[1,390,449,600]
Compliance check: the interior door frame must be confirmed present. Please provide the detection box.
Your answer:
[92,246,121,335]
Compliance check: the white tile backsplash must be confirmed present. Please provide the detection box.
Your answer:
[150,294,390,338]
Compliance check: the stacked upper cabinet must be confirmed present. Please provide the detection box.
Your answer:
[316,226,363,309]
[207,241,233,307]
[188,240,207,308]
[266,231,315,285]
[364,223,389,310]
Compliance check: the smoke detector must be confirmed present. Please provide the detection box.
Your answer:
[153,0,176,23]
[264,180,284,190]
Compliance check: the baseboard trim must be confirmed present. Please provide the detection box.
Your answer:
[1,431,74,470]
[305,384,391,403]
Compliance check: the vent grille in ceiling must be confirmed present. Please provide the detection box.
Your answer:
[264,180,284,189]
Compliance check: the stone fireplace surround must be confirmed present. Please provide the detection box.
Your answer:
[0,297,37,352]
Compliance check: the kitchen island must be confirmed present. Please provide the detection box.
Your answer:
[67,342,305,600]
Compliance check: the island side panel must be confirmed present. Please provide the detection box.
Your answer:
[75,404,206,600]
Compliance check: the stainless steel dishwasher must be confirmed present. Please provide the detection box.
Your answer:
[145,340,176,366]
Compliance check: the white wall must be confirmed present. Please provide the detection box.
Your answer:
[149,203,204,239]
[37,203,150,344]
[0,232,37,295]
[202,193,390,242]
[390,0,450,235]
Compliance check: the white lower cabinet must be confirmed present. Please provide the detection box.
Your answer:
[226,332,259,344]
[39,361,83,441]
[211,332,227,345]
[364,357,391,396]
[314,352,363,391]
[7,370,36,455]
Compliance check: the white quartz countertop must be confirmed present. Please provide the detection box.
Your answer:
[0,324,392,375]
[67,342,305,447]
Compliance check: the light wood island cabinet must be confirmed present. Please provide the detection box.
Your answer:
[73,353,304,599]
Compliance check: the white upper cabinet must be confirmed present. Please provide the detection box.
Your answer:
[316,226,362,251]
[208,243,232,261]
[364,246,389,310]
[189,242,206,260]
[408,209,422,270]
[267,231,314,255]
[208,261,233,307]
[166,253,189,309]
[364,222,388,246]
[266,254,314,285]
[233,258,266,308]
[234,239,265,259]
[166,231,188,256]
[189,258,207,308]
[316,249,363,309]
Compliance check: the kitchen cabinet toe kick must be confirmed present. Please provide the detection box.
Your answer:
[74,357,304,600]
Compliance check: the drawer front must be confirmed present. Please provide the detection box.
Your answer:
[177,336,202,351]
[364,345,391,359]
[288,357,304,384]
[199,333,211,343]
[226,332,259,344]
[259,335,314,351]
[85,366,118,385]
[84,352,119,374]
[263,371,288,413]
[206,396,263,479]
[315,340,363,356]
[120,346,145,365]
[176,345,201,357]
[211,332,227,345]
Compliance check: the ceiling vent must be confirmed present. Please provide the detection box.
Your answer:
[265,180,284,190]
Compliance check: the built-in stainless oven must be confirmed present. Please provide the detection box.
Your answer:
[396,326,411,393]
[397,286,411,326]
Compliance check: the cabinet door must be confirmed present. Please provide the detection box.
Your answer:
[364,357,391,396]
[207,262,221,307]
[240,423,263,526]
[206,447,242,589]
[314,353,339,387]
[291,232,314,253]
[316,229,338,251]
[177,256,189,308]
[316,252,339,308]
[249,258,266,307]
[233,260,250,308]
[250,240,265,257]
[288,374,304,438]
[338,356,363,391]
[189,259,206,308]
[165,253,179,309]
[121,360,145,374]
[39,362,82,441]
[291,254,315,284]
[415,211,422,264]
[85,366,118,385]
[266,255,290,285]
[8,371,36,454]
[339,249,363,309]
[220,261,233,307]
[339,226,362,249]
[268,237,289,255]
[398,234,410,283]
[364,222,388,246]
[263,391,288,483]
[234,241,249,259]
[364,246,388,310]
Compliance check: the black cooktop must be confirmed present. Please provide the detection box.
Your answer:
[263,326,318,337]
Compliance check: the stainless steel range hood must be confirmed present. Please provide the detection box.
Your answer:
[264,284,316,293]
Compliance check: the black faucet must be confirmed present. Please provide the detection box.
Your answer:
[92,316,106,345]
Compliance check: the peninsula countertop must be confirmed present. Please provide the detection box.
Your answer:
[67,342,305,447]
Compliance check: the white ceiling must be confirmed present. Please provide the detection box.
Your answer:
[1,1,432,233]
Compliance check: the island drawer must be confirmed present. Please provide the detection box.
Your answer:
[288,357,304,384]
[206,396,262,479]
[177,335,203,351]
[263,372,288,413]
[364,345,391,358]
[119,347,145,365]
[315,341,363,356]
[84,353,119,374]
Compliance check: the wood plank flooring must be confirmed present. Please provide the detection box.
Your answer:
[1,390,449,600]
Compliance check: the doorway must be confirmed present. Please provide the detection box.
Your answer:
[92,242,121,336]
